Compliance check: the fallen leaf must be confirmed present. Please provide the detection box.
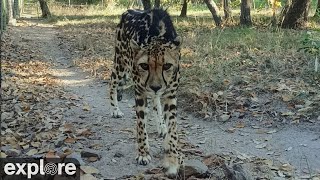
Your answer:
[279,163,294,172]
[227,128,236,133]
[145,168,162,174]
[31,142,41,148]
[88,157,98,162]
[26,149,38,156]
[80,166,99,174]
[220,114,230,122]
[45,150,58,158]
[282,94,293,102]
[0,152,7,158]
[255,143,267,149]
[266,129,277,134]
[203,155,224,166]
[77,128,92,136]
[235,122,245,128]
[80,174,97,180]
[22,144,29,149]
[64,137,76,144]
[83,103,90,111]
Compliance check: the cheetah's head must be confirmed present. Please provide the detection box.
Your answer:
[131,36,182,95]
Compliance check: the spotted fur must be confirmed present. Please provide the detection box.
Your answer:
[109,9,183,177]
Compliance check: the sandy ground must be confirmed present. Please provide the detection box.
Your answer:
[5,20,320,179]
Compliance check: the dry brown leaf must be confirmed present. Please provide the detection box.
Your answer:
[203,155,224,167]
[266,129,277,134]
[220,114,230,122]
[80,166,100,174]
[45,150,58,158]
[88,157,98,162]
[145,168,162,174]
[282,94,293,102]
[83,103,91,111]
[77,128,92,136]
[235,122,245,128]
[279,163,294,172]
[31,142,41,148]
[26,149,38,156]
[227,128,236,133]
[64,137,76,144]
[80,174,97,180]
[0,152,7,158]
[255,143,267,149]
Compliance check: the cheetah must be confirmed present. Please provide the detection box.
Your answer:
[109,9,183,177]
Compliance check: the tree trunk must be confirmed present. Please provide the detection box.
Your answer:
[180,0,188,17]
[317,0,320,17]
[223,0,231,20]
[8,0,15,25]
[13,0,21,18]
[204,0,222,27]
[38,0,51,18]
[240,0,252,26]
[1,0,8,31]
[154,0,160,8]
[271,0,276,26]
[141,0,151,10]
[280,0,311,29]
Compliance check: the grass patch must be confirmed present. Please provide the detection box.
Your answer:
[52,5,319,124]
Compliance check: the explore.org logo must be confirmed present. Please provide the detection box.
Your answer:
[0,158,80,179]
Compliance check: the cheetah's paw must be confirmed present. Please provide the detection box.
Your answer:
[112,109,124,118]
[163,154,181,178]
[164,162,179,178]
[158,123,167,138]
[136,154,151,166]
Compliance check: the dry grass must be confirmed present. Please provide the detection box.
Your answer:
[52,5,319,123]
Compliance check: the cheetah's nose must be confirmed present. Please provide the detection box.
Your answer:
[150,85,162,92]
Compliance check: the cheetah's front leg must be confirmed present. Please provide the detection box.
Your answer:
[152,96,167,137]
[163,96,182,177]
[135,94,151,165]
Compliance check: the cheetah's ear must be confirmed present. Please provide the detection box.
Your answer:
[171,36,182,49]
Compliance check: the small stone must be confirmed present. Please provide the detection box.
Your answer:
[6,149,21,157]
[179,159,208,178]
[81,150,100,159]
[66,152,85,165]
[88,157,98,162]
[114,152,124,158]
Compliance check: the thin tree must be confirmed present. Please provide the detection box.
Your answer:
[180,0,188,17]
[0,0,6,31]
[8,0,16,25]
[204,0,222,26]
[222,0,231,21]
[240,0,252,26]
[317,0,320,17]
[280,0,311,29]
[38,0,51,18]
[141,0,151,10]
[154,0,160,8]
[271,0,277,26]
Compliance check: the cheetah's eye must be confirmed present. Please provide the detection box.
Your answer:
[139,63,149,70]
[163,63,173,71]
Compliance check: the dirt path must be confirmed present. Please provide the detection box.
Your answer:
[8,20,320,179]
